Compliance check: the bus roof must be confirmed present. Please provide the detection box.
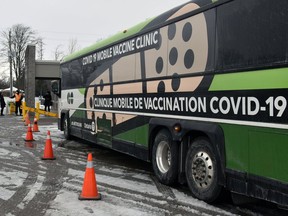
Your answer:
[62,17,154,63]
[61,0,218,64]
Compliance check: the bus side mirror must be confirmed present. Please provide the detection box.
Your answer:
[51,80,61,97]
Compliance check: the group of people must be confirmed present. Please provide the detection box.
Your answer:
[0,89,52,116]
[0,89,24,116]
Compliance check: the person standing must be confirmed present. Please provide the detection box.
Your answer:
[10,90,23,116]
[44,91,52,112]
[0,91,6,116]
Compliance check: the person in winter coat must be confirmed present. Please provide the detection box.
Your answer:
[0,91,6,116]
[44,91,52,112]
[10,89,23,116]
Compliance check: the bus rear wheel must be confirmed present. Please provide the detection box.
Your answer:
[63,115,71,140]
[152,129,178,185]
[185,137,222,203]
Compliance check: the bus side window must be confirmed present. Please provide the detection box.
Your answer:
[216,0,288,71]
[51,80,61,97]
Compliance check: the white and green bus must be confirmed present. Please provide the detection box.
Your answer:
[55,0,288,206]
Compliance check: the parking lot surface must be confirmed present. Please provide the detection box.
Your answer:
[0,115,287,216]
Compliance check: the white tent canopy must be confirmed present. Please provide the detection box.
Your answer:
[1,87,22,92]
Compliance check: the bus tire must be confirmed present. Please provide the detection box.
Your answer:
[185,137,222,203]
[152,129,178,185]
[63,115,71,140]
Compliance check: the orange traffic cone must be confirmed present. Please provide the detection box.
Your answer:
[24,111,30,126]
[41,130,56,160]
[33,117,40,132]
[24,124,34,141]
[79,153,101,200]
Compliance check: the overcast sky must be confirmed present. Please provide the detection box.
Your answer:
[0,0,189,66]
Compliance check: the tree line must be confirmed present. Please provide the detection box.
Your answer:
[0,24,80,94]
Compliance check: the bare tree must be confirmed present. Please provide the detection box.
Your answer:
[0,73,10,89]
[67,38,80,55]
[36,37,45,60]
[52,39,80,61]
[0,24,37,89]
[53,44,65,61]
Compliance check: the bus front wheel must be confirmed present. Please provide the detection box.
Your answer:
[63,115,71,140]
[152,129,178,185]
[185,137,222,203]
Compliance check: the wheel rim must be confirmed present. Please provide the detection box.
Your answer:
[156,140,171,174]
[191,151,213,189]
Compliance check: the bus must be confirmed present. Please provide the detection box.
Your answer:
[55,0,288,206]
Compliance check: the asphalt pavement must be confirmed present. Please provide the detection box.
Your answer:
[0,114,287,216]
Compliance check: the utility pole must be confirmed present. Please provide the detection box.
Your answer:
[8,30,13,97]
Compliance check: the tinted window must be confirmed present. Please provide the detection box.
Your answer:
[217,0,288,71]
[61,59,83,89]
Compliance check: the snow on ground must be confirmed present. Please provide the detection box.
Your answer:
[46,190,156,216]
[0,117,238,216]
[0,169,27,201]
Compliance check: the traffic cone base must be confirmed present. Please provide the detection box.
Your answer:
[24,124,34,141]
[79,193,101,200]
[79,153,101,201]
[41,156,56,160]
[41,130,55,160]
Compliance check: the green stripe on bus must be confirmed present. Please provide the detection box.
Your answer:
[209,68,288,91]
[113,124,149,147]
[71,104,85,118]
[79,88,85,95]
[63,17,154,63]
[221,123,288,183]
